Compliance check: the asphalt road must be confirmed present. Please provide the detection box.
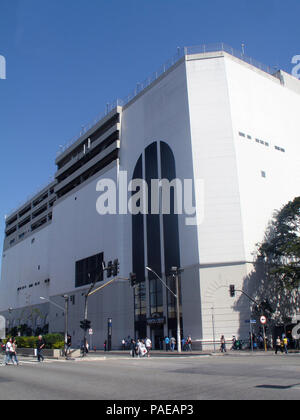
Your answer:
[1,353,300,400]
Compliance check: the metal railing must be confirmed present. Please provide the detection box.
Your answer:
[56,43,279,159]
[6,177,55,220]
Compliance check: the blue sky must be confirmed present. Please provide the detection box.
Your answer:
[0,0,299,264]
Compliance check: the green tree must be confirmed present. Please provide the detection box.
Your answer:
[256,196,300,322]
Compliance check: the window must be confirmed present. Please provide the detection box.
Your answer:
[275,146,285,153]
[75,252,104,288]
[239,132,246,137]
[261,171,266,178]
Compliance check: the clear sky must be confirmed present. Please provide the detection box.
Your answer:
[0,0,299,264]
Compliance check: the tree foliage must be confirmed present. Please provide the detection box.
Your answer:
[257,196,300,293]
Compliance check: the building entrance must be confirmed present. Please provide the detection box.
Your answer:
[151,327,164,350]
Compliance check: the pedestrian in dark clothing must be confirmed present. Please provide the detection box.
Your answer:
[165,337,170,351]
[37,335,45,362]
[130,339,136,358]
[65,335,72,359]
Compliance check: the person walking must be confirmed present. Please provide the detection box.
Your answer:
[283,336,289,354]
[220,335,226,353]
[130,339,136,358]
[275,336,283,354]
[186,336,192,351]
[11,338,19,366]
[36,335,45,362]
[170,337,176,352]
[145,337,152,358]
[65,335,72,359]
[3,338,13,365]
[165,336,170,351]
[122,339,126,351]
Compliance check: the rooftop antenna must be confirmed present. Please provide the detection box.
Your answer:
[241,43,245,56]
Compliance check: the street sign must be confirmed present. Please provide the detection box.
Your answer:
[89,329,93,335]
[245,319,257,324]
[260,316,267,325]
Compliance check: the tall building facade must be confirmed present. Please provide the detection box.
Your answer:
[1,45,300,349]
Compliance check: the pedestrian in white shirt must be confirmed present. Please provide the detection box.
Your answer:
[145,337,152,358]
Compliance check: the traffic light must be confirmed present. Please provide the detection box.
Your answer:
[129,273,137,288]
[112,259,120,277]
[229,285,235,297]
[80,319,91,330]
[107,261,113,278]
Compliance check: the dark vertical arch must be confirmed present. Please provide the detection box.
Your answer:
[160,141,181,276]
[132,155,147,338]
[145,142,162,279]
[132,155,145,283]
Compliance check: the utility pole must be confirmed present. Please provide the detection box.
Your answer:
[171,267,182,354]
[146,266,183,353]
[63,295,69,357]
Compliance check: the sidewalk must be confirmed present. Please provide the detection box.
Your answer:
[76,349,212,359]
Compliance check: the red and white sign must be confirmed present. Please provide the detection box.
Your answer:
[260,316,267,325]
[89,329,93,335]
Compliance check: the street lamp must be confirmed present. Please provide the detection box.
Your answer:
[146,266,183,353]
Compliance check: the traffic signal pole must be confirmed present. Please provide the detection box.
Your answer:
[81,275,129,356]
[229,286,268,352]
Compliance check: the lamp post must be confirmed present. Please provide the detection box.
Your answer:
[171,267,182,354]
[146,266,182,353]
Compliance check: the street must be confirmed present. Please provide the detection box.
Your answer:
[1,352,300,400]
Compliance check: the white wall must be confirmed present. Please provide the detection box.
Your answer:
[0,224,51,311]
[186,55,246,265]
[224,54,300,261]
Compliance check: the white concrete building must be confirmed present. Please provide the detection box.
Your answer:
[1,44,300,350]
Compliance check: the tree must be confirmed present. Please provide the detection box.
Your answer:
[256,196,300,323]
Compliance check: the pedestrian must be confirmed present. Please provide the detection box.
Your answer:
[220,335,226,353]
[130,339,136,357]
[136,339,142,357]
[65,334,72,359]
[145,337,152,358]
[104,340,107,352]
[275,336,283,354]
[165,336,170,351]
[170,337,176,351]
[231,336,237,350]
[140,340,147,357]
[3,338,13,365]
[11,338,19,366]
[36,335,45,362]
[122,339,126,351]
[181,337,186,351]
[283,336,288,354]
[186,336,192,351]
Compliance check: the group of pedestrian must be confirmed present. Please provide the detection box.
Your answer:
[130,337,152,358]
[1,337,19,366]
[275,336,289,354]
[1,334,46,366]
[180,336,192,351]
